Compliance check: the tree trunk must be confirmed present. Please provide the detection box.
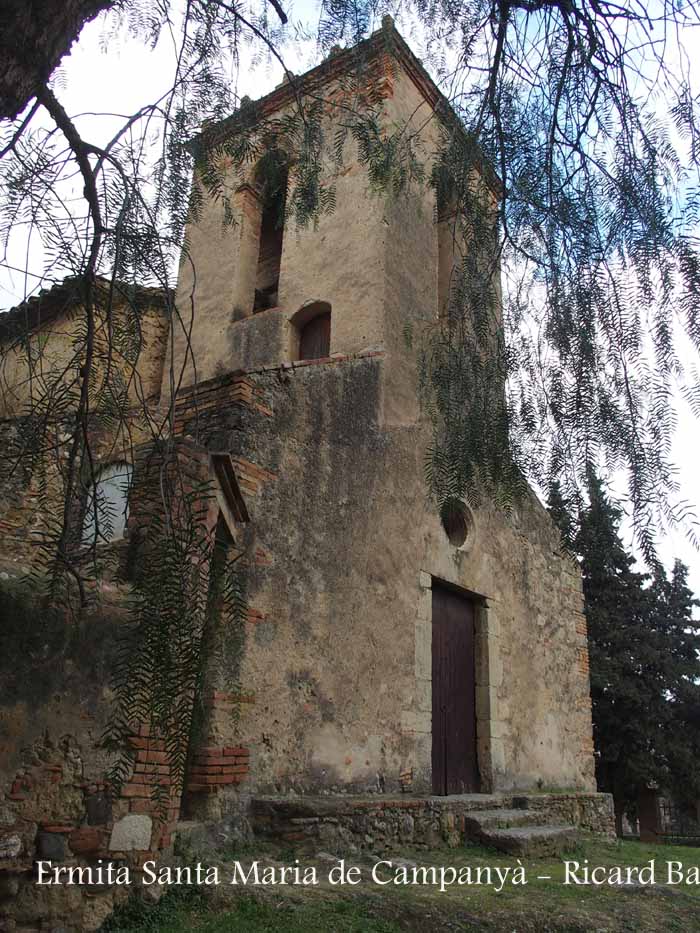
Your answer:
[0,0,115,121]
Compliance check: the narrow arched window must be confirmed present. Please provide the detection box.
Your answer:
[253,154,288,312]
[82,462,133,546]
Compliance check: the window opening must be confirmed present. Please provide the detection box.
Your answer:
[253,165,288,312]
[440,498,472,549]
[82,462,133,546]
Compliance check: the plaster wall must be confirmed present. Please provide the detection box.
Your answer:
[169,156,390,390]
[166,63,408,393]
[0,298,167,419]
[164,62,502,427]
[164,43,595,802]
[170,181,264,387]
[180,355,594,800]
[378,68,441,426]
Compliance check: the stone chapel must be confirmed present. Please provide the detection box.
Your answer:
[0,18,611,929]
[163,18,597,800]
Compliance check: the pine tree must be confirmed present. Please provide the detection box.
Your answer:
[577,474,659,825]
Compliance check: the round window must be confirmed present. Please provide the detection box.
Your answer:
[440,498,473,549]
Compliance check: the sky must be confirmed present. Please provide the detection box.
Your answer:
[1,2,699,595]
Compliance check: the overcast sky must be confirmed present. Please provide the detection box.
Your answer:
[1,5,699,595]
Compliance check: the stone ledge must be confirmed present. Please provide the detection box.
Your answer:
[250,791,615,851]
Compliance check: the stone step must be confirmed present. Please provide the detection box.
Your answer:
[463,808,545,835]
[481,824,578,857]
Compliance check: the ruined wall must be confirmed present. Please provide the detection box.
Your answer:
[0,275,260,929]
[252,792,616,852]
[0,284,169,569]
[0,434,252,930]
[0,578,169,931]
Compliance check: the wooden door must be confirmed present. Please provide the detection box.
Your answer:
[299,312,330,360]
[431,583,479,795]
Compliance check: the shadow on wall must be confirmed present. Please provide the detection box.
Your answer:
[0,580,122,718]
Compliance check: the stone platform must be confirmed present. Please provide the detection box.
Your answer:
[250,792,615,856]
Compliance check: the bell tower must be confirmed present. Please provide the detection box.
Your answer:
[158,18,596,806]
[161,19,465,401]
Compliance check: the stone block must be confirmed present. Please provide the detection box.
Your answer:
[86,791,112,826]
[399,813,414,841]
[416,589,431,621]
[69,826,103,856]
[479,719,506,740]
[109,814,152,852]
[478,611,500,639]
[0,804,16,826]
[36,831,66,861]
[415,677,431,713]
[475,685,499,720]
[482,824,577,858]
[490,738,506,774]
[475,640,503,688]
[400,710,430,735]
[0,833,22,859]
[414,620,431,680]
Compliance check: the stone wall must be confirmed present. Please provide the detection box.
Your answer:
[0,714,184,931]
[251,792,615,853]
[0,432,252,930]
[512,793,617,837]
[0,573,164,930]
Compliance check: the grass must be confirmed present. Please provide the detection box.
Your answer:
[103,892,401,933]
[100,837,700,932]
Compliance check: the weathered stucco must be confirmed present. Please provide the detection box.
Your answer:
[0,21,599,929]
[178,352,594,799]
[0,280,168,419]
[164,21,595,801]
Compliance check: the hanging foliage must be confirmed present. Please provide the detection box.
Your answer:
[103,460,248,806]
[1,1,699,572]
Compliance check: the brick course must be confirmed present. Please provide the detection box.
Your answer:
[186,745,250,793]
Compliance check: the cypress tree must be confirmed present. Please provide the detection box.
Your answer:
[546,481,576,552]
[649,561,700,811]
[549,473,700,829]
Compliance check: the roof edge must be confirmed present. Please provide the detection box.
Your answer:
[0,275,171,342]
[197,17,502,195]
